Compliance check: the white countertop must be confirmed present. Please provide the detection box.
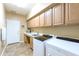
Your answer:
[45,37,79,55]
[24,32,43,38]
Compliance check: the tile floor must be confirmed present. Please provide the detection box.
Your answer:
[2,42,33,56]
[0,46,3,55]
[0,41,5,55]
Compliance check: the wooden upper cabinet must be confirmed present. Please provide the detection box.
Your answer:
[34,16,40,27]
[53,4,64,26]
[65,3,79,25]
[39,13,45,27]
[27,20,32,28]
[27,16,40,28]
[27,19,34,28]
[45,9,52,26]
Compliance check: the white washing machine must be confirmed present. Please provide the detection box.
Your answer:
[33,35,54,56]
[45,36,78,56]
[33,38,45,56]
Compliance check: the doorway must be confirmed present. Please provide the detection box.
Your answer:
[7,20,20,44]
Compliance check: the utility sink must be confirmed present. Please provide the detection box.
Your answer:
[35,34,52,41]
[30,32,42,37]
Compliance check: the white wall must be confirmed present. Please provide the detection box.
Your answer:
[0,3,5,27]
[0,3,6,53]
[27,3,52,19]
[0,3,6,41]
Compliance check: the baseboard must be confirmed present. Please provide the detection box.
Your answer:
[7,41,24,45]
[19,41,24,43]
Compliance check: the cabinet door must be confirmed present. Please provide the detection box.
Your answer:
[24,34,30,44]
[31,19,35,27]
[27,19,35,28]
[27,20,31,28]
[24,34,28,44]
[53,4,64,25]
[27,19,33,28]
[45,9,52,26]
[28,16,40,28]
[34,16,40,27]
[65,3,79,24]
[30,37,33,49]
[39,13,45,27]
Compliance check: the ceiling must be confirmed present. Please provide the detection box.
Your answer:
[4,3,52,17]
[4,3,36,16]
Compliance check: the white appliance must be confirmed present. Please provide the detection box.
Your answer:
[45,37,78,56]
[33,38,46,56]
[7,20,20,44]
[33,35,53,56]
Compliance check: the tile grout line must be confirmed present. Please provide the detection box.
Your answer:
[1,44,8,56]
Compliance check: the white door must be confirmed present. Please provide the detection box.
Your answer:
[7,20,20,44]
